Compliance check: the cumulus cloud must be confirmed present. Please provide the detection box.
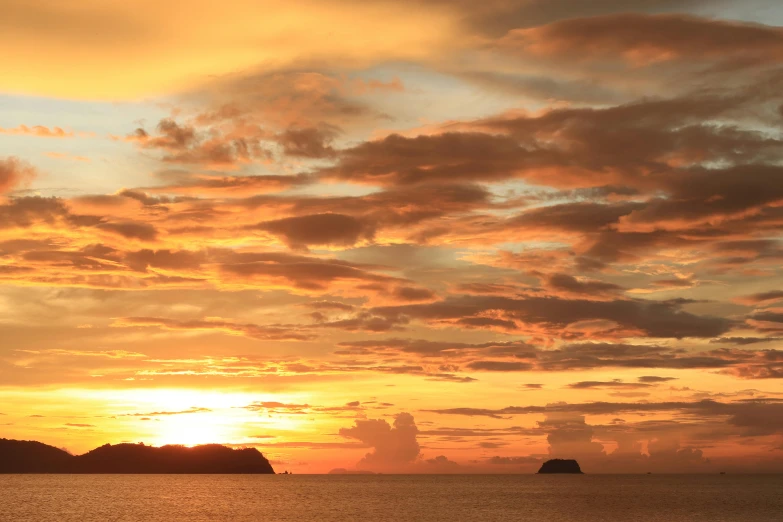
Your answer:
[336,413,469,472]
[143,172,313,196]
[339,413,421,471]
[541,411,606,459]
[127,118,271,169]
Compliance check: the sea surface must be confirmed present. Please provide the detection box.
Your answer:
[1,474,781,522]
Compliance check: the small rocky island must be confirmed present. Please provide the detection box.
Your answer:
[0,438,275,474]
[537,459,583,474]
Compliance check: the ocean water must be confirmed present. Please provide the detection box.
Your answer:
[0,474,781,522]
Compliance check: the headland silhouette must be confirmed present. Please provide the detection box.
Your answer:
[0,438,275,474]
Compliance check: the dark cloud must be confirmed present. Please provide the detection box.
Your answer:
[277,126,339,158]
[336,337,782,378]
[238,183,493,235]
[428,0,727,36]
[422,455,462,472]
[500,13,783,67]
[651,278,694,289]
[616,165,783,233]
[372,295,733,338]
[536,343,745,372]
[247,441,369,450]
[736,290,783,305]
[112,316,313,341]
[219,252,402,292]
[124,249,205,272]
[477,442,507,449]
[724,400,783,435]
[508,202,642,233]
[391,286,437,303]
[1,242,417,296]
[335,338,535,358]
[567,380,652,390]
[145,172,312,196]
[638,376,677,383]
[426,399,783,439]
[364,364,476,383]
[322,132,532,186]
[546,273,624,298]
[96,221,158,241]
[0,197,73,229]
[456,92,783,195]
[710,337,783,346]
[485,455,542,466]
[466,361,533,372]
[254,213,375,249]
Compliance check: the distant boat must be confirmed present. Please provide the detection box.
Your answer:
[720,472,726,475]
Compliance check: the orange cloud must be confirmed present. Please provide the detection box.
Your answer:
[45,152,91,162]
[0,157,36,194]
[0,125,78,138]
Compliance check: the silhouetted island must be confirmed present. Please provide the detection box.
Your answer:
[0,438,275,474]
[537,459,583,474]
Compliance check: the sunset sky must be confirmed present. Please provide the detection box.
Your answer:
[2,0,783,474]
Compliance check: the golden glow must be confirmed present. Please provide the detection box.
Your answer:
[0,0,459,99]
[152,413,235,447]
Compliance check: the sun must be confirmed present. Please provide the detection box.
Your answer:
[152,414,233,447]
[98,388,310,447]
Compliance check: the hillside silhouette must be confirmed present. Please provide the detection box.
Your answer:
[0,438,275,474]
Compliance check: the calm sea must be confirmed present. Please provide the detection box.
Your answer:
[1,474,781,521]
